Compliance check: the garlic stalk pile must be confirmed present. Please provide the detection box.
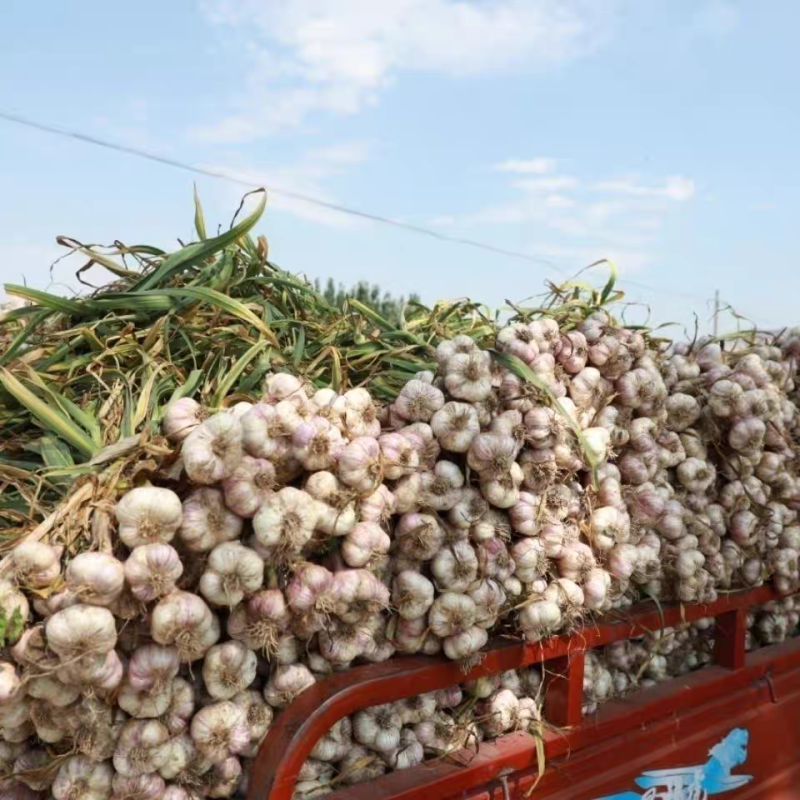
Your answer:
[2,318,800,800]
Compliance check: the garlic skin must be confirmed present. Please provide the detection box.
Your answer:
[253,487,319,557]
[190,701,250,764]
[232,689,274,757]
[127,644,181,693]
[66,552,125,606]
[336,387,378,438]
[113,719,171,776]
[124,544,184,602]
[341,522,391,568]
[183,412,243,485]
[431,541,478,592]
[392,571,435,620]
[116,486,183,547]
[200,542,264,607]
[293,417,345,471]
[227,589,291,654]
[263,664,315,708]
[394,379,445,422]
[180,488,244,553]
[353,703,402,753]
[162,397,206,442]
[445,350,493,402]
[395,512,445,561]
[10,541,61,589]
[151,591,219,662]
[203,641,258,700]
[118,676,174,719]
[338,436,382,492]
[45,604,117,660]
[222,456,276,518]
[53,756,113,800]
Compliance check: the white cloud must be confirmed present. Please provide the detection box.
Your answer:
[493,157,558,174]
[203,140,373,227]
[596,175,696,202]
[511,176,579,193]
[196,0,617,141]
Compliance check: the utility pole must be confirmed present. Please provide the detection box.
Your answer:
[713,289,720,338]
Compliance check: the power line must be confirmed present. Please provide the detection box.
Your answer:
[0,109,785,327]
[0,109,572,273]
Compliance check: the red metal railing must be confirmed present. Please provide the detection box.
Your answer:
[248,585,798,800]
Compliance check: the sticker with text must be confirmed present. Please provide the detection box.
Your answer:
[596,727,753,800]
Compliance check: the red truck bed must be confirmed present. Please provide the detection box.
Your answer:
[247,585,800,800]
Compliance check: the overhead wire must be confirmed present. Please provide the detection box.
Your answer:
[0,109,785,329]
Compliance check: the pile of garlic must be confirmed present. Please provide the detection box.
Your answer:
[2,318,800,800]
[582,619,716,715]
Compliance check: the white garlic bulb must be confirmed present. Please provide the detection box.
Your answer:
[203,641,258,700]
[115,486,183,547]
[66,552,125,606]
[180,488,244,553]
[182,412,243,485]
[199,542,264,607]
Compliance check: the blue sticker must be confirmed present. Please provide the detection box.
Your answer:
[596,727,753,800]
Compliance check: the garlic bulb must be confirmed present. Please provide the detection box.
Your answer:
[353,703,402,752]
[163,677,195,736]
[222,455,276,517]
[127,644,180,693]
[341,522,391,568]
[431,541,478,592]
[232,689,273,757]
[310,717,352,762]
[45,604,117,660]
[200,542,264,607]
[124,544,184,602]
[253,487,319,558]
[392,571,434,620]
[338,436,382,492]
[293,417,345,471]
[53,756,113,800]
[118,676,174,718]
[190,701,249,764]
[183,412,243,485]
[113,719,171,776]
[162,397,206,442]
[227,589,291,654]
[262,664,315,708]
[151,591,219,662]
[66,552,124,606]
[203,641,258,700]
[10,541,61,589]
[394,380,445,422]
[378,432,420,479]
[343,387,381,438]
[180,488,244,553]
[395,512,445,561]
[116,486,182,547]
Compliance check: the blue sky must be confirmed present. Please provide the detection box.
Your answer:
[1,0,798,335]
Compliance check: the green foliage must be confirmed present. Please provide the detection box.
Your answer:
[0,605,24,647]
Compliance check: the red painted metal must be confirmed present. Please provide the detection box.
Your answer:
[247,585,794,800]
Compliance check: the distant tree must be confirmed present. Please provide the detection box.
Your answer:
[314,278,420,326]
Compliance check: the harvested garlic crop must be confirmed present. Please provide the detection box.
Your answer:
[190,701,250,764]
[222,456,276,518]
[66,552,125,606]
[10,541,61,589]
[124,544,184,602]
[116,486,183,547]
[52,755,113,800]
[180,488,244,553]
[262,664,315,708]
[161,397,206,442]
[199,542,264,607]
[253,487,319,558]
[227,589,291,654]
[113,719,171,776]
[45,604,117,660]
[151,591,219,662]
[182,412,243,485]
[203,641,258,700]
